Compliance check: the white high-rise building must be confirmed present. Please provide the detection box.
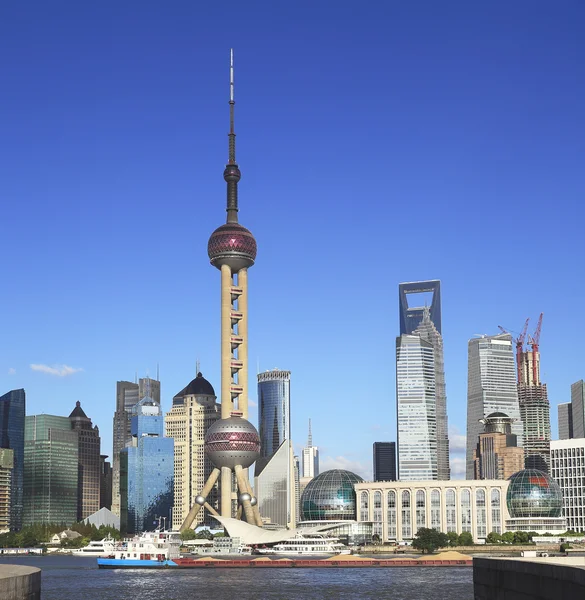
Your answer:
[164,373,220,530]
[550,438,585,532]
[301,419,319,479]
[396,334,437,480]
[466,334,523,479]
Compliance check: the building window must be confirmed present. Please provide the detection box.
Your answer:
[461,489,472,533]
[373,491,382,537]
[360,492,369,522]
[401,490,411,539]
[446,489,457,533]
[416,490,426,531]
[387,491,397,540]
[476,489,486,539]
[490,488,501,534]
[431,489,441,530]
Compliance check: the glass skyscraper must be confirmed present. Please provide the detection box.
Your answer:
[255,370,295,528]
[396,334,438,480]
[0,389,25,530]
[398,281,450,479]
[373,442,396,481]
[24,415,79,526]
[120,396,173,534]
[466,334,523,478]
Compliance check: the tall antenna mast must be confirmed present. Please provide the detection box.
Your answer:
[196,358,201,375]
[308,418,312,447]
[225,48,240,224]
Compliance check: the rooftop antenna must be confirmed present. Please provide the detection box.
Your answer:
[196,358,201,375]
[135,371,138,384]
[225,48,240,224]
[156,363,160,381]
[308,418,313,447]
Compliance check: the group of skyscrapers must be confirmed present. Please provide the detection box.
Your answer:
[389,279,553,485]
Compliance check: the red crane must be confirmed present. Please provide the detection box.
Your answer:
[528,313,544,384]
[498,319,529,383]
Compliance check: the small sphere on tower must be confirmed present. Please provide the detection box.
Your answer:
[208,223,257,271]
[205,415,261,469]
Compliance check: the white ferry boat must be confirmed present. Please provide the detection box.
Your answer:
[256,533,351,556]
[185,536,252,556]
[72,536,117,557]
[97,530,181,568]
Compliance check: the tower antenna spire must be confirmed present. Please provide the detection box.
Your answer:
[308,418,312,446]
[224,48,240,224]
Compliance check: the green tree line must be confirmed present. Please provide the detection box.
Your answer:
[0,523,121,549]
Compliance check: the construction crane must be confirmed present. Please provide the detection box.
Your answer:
[528,313,544,384]
[498,319,530,383]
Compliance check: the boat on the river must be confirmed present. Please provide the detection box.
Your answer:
[255,533,351,556]
[72,536,116,557]
[184,536,252,556]
[97,530,181,568]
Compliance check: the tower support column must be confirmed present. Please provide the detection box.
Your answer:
[221,264,233,419]
[238,267,248,418]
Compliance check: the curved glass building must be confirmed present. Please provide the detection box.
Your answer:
[257,370,290,458]
[505,469,566,533]
[301,469,363,521]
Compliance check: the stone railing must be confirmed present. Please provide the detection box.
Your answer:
[474,557,585,600]
[0,565,41,600]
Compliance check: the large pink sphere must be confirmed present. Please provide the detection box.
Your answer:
[208,223,257,271]
[205,416,261,469]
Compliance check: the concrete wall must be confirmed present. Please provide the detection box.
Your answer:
[0,565,41,600]
[474,557,585,600]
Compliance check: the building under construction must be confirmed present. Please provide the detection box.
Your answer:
[510,314,551,472]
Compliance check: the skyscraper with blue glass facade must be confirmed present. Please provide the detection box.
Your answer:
[0,389,25,530]
[120,396,173,533]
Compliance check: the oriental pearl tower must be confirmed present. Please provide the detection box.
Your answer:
[180,50,263,531]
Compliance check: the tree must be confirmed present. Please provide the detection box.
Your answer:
[372,534,381,545]
[180,529,197,542]
[447,531,460,547]
[501,531,515,544]
[486,532,502,544]
[458,532,474,546]
[513,531,530,544]
[412,528,449,554]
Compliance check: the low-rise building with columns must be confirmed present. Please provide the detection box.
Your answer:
[354,479,510,543]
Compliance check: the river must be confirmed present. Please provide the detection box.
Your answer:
[0,555,473,599]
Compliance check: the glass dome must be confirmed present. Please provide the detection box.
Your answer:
[506,469,563,518]
[301,469,364,521]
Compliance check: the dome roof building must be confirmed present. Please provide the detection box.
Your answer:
[300,469,364,522]
[505,469,566,533]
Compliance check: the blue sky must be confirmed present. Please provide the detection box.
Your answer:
[1,1,583,479]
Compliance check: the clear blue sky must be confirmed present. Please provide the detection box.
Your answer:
[1,1,583,479]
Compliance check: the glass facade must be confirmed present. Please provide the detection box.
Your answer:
[254,439,293,528]
[396,334,437,480]
[373,442,396,481]
[551,440,585,532]
[399,281,450,480]
[300,469,363,521]
[0,389,25,530]
[257,370,290,459]
[466,334,523,478]
[121,400,173,534]
[24,415,78,526]
[506,469,563,519]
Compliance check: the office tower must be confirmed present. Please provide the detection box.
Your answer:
[551,439,585,532]
[571,381,585,438]
[180,52,262,531]
[165,372,220,529]
[0,449,14,532]
[396,334,437,480]
[301,419,319,479]
[120,395,174,534]
[293,455,300,526]
[399,281,450,479]
[112,377,160,516]
[23,415,78,526]
[516,315,551,472]
[466,334,523,479]
[69,401,101,520]
[373,442,397,481]
[255,369,295,528]
[99,455,112,510]
[558,403,573,440]
[0,389,25,530]
[472,413,524,480]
